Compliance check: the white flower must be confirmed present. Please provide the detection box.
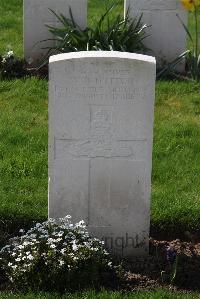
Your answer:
[72,243,78,252]
[55,238,62,242]
[38,228,47,234]
[57,232,64,237]
[8,262,13,266]
[72,256,78,261]
[108,262,112,267]
[15,258,21,262]
[79,220,85,225]
[11,265,17,270]
[2,58,6,63]
[59,260,65,266]
[61,248,66,254]
[29,240,36,243]
[91,247,99,252]
[27,255,34,261]
[23,241,31,246]
[7,50,14,57]
[48,218,55,222]
[30,234,37,238]
[18,245,24,250]
[47,238,54,243]
[50,244,56,249]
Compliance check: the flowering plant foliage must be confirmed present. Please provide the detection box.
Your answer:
[180,0,200,81]
[0,50,27,79]
[157,1,200,80]
[39,2,148,68]
[181,0,200,11]
[0,216,114,292]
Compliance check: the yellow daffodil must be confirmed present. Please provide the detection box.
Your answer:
[181,0,200,11]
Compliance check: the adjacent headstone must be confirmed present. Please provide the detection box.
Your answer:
[24,0,87,66]
[49,51,156,258]
[125,0,188,71]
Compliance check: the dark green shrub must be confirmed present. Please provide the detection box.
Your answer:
[0,51,27,80]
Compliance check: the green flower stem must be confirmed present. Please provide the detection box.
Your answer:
[194,5,198,58]
[194,4,198,79]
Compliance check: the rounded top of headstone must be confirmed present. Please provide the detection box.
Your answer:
[49,51,156,65]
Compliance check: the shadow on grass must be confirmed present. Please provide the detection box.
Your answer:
[0,215,47,248]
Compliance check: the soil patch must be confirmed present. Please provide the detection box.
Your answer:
[122,238,200,291]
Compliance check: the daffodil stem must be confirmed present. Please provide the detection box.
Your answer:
[193,5,199,80]
[194,5,198,59]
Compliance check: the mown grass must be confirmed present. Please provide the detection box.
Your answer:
[0,0,22,56]
[0,78,48,243]
[1,290,200,299]
[88,0,124,27]
[152,81,200,237]
[0,1,200,242]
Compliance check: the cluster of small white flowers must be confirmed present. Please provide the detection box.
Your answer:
[2,57,6,64]
[6,50,14,58]
[0,216,112,283]
[1,50,14,64]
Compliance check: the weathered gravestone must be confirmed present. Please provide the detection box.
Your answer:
[125,0,188,71]
[24,0,87,66]
[49,51,156,258]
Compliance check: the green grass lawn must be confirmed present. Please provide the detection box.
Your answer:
[152,81,200,237]
[1,290,200,299]
[0,0,200,243]
[0,78,48,241]
[0,0,22,56]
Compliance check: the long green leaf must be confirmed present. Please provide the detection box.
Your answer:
[176,13,194,45]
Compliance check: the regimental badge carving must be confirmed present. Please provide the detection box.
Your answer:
[55,106,146,159]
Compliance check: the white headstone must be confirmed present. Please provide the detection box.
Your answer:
[125,0,188,71]
[48,51,156,258]
[24,0,87,66]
